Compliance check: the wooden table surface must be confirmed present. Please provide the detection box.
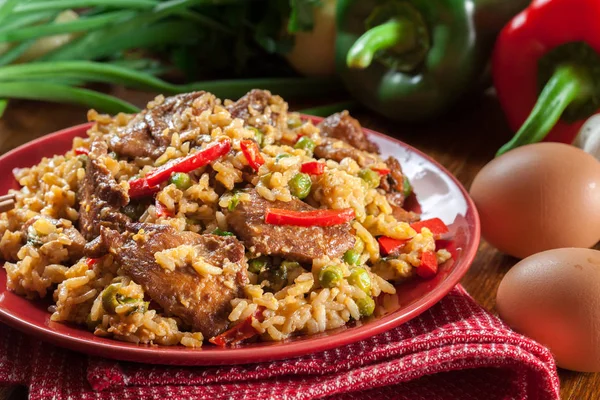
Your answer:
[0,89,598,399]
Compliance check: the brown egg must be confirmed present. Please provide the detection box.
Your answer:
[470,143,600,259]
[496,248,600,372]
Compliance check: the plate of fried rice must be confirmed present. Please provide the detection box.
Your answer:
[0,90,479,365]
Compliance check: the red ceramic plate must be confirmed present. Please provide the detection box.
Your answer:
[0,117,480,365]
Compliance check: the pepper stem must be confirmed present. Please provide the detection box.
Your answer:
[346,19,416,69]
[496,65,586,156]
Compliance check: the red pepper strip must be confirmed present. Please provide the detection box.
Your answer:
[74,147,90,155]
[410,218,449,237]
[377,236,408,256]
[86,258,99,268]
[493,0,600,152]
[265,208,355,227]
[128,139,231,198]
[155,200,173,218]
[209,307,264,347]
[128,180,160,198]
[240,139,265,171]
[417,251,438,279]
[300,161,325,175]
[371,167,390,176]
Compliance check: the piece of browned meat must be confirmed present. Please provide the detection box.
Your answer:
[224,190,355,263]
[314,137,379,167]
[319,111,379,153]
[22,215,86,261]
[226,89,287,129]
[78,140,130,241]
[102,223,248,338]
[106,92,208,159]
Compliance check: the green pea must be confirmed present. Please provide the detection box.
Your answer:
[294,136,315,154]
[271,265,289,292]
[248,256,268,274]
[343,249,361,266]
[402,175,413,197]
[356,296,375,317]
[358,168,381,189]
[228,192,240,211]
[354,237,365,254]
[287,116,303,129]
[318,265,343,288]
[289,173,312,199]
[213,228,234,237]
[169,172,192,190]
[122,203,146,221]
[102,283,121,314]
[348,267,371,294]
[275,153,291,163]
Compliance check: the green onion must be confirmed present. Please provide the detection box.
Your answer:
[228,192,240,211]
[13,1,158,14]
[213,228,234,237]
[294,136,315,154]
[0,10,137,44]
[0,82,139,114]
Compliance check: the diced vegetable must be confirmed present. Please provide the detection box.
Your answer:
[343,249,361,265]
[213,228,234,237]
[128,139,231,198]
[74,147,89,155]
[155,200,173,218]
[300,161,325,175]
[248,126,264,147]
[402,175,413,197]
[240,139,265,171]
[377,236,408,256]
[371,167,390,175]
[101,283,121,314]
[348,267,371,294]
[228,192,241,211]
[358,168,380,188]
[209,307,264,347]
[356,296,375,317]
[287,115,303,129]
[417,251,438,279]
[248,256,269,274]
[260,172,272,187]
[410,218,449,237]
[353,236,365,254]
[294,136,315,154]
[275,153,291,162]
[288,172,312,199]
[168,172,192,190]
[265,207,355,227]
[86,258,99,268]
[318,265,343,288]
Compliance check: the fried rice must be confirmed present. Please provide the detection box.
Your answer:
[0,90,452,347]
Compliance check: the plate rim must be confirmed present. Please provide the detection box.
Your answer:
[0,118,480,365]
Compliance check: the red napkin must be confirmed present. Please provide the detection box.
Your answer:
[0,286,560,399]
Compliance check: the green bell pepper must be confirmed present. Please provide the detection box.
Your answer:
[336,0,529,121]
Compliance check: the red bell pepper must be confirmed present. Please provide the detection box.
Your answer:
[74,147,90,156]
[265,208,355,227]
[371,167,390,176]
[240,139,265,171]
[410,218,449,237]
[155,200,174,218]
[416,251,438,279]
[493,0,600,156]
[209,307,264,347]
[300,161,325,175]
[377,236,408,256]
[128,139,231,198]
[86,258,99,268]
